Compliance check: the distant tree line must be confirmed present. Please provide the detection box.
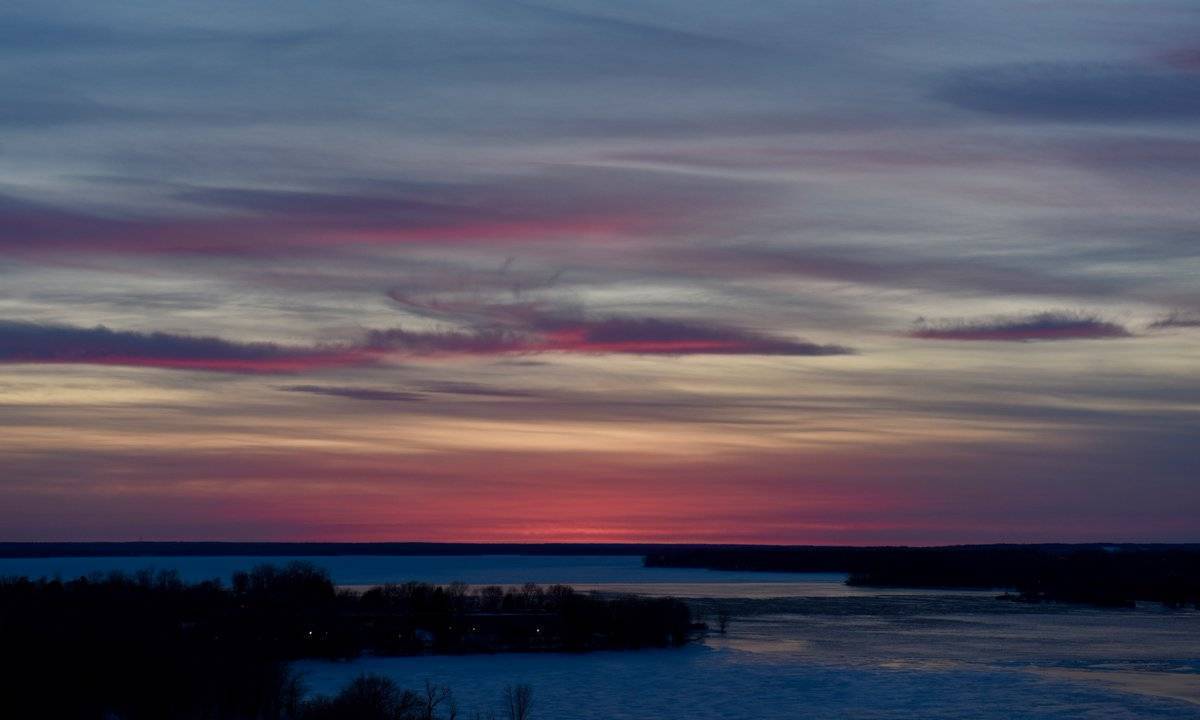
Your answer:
[0,563,694,719]
[645,544,1200,608]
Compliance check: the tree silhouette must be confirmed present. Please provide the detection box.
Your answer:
[503,684,533,720]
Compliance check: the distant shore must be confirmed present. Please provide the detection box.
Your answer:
[646,544,1200,608]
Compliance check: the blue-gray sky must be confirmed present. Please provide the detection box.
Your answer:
[1,0,1198,542]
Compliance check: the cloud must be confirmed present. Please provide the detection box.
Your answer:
[1,167,763,256]
[0,321,373,373]
[0,311,851,378]
[0,190,624,257]
[648,244,1121,299]
[365,318,850,357]
[170,183,639,244]
[909,311,1132,342]
[385,284,855,358]
[383,288,853,357]
[529,317,852,356]
[279,381,540,404]
[364,327,527,356]
[278,385,424,402]
[936,63,1200,121]
[1148,312,1200,329]
[419,381,538,398]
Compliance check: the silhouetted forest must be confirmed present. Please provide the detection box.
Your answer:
[301,676,534,720]
[0,563,693,719]
[646,544,1200,608]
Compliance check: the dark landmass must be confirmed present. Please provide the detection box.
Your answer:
[645,544,1200,608]
[0,562,693,719]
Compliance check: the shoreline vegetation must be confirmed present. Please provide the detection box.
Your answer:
[0,563,694,719]
[644,544,1200,608]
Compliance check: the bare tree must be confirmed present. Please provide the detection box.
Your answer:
[478,585,504,611]
[446,581,469,610]
[503,683,533,720]
[423,680,454,720]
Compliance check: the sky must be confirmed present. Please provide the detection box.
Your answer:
[1,0,1198,544]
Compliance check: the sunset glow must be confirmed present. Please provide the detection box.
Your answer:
[1,0,1197,544]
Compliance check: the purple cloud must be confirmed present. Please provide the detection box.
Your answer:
[0,321,374,373]
[0,312,852,378]
[909,312,1132,342]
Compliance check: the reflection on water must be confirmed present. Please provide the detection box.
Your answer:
[1033,667,1200,708]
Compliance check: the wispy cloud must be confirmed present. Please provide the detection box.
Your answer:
[936,62,1200,121]
[530,317,851,356]
[654,244,1122,299]
[418,381,539,398]
[0,311,852,377]
[0,321,374,373]
[278,385,425,402]
[384,288,854,357]
[278,381,539,404]
[366,317,850,357]
[1148,312,1200,329]
[1,167,763,256]
[909,311,1132,342]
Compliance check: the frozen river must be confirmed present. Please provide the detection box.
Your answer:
[7,554,1198,718]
